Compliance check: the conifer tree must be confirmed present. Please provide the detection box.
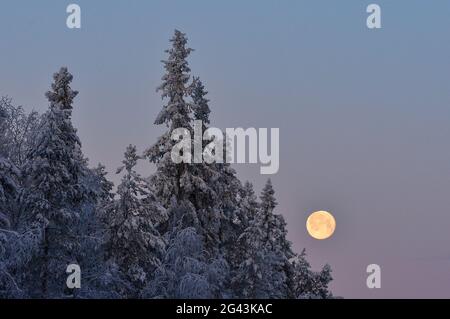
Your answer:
[145,31,240,297]
[145,30,199,228]
[21,67,88,297]
[109,145,165,297]
[233,179,295,298]
[292,250,333,299]
[145,31,219,248]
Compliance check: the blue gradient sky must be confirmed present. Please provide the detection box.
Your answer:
[2,0,450,298]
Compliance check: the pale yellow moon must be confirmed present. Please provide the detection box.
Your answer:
[306,211,336,240]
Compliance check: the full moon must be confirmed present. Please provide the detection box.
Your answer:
[306,211,336,240]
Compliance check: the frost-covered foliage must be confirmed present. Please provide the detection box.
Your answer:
[19,67,92,297]
[145,30,198,222]
[189,76,242,261]
[0,98,21,231]
[0,157,19,230]
[0,97,41,167]
[0,107,23,298]
[191,77,210,126]
[144,31,250,298]
[145,31,217,250]
[107,145,166,297]
[238,182,259,228]
[232,180,292,298]
[0,30,334,299]
[72,162,125,299]
[292,250,333,299]
[144,227,228,299]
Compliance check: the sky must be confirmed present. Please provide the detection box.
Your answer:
[1,0,450,298]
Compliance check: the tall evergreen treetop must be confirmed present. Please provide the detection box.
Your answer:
[145,30,197,209]
[154,30,194,131]
[45,67,78,112]
[24,66,85,219]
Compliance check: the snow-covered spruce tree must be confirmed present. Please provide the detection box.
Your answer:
[144,31,235,298]
[292,249,333,299]
[227,181,259,297]
[259,179,294,297]
[108,145,165,297]
[145,30,198,226]
[232,179,295,298]
[21,67,89,298]
[261,180,298,298]
[144,32,215,249]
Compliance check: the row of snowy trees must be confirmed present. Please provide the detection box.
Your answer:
[0,30,333,299]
